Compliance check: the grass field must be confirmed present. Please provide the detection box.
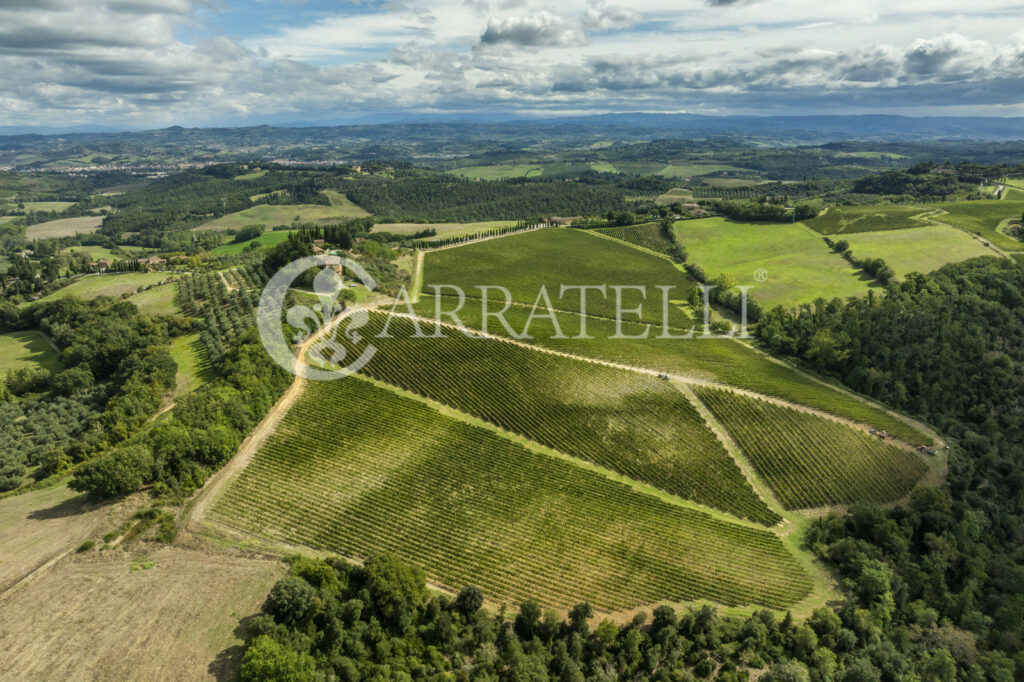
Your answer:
[697,387,928,509]
[168,333,208,398]
[657,188,694,205]
[701,178,765,188]
[25,216,103,239]
[61,245,118,261]
[372,221,517,240]
[233,169,267,181]
[20,201,76,212]
[422,228,695,328]
[0,330,62,373]
[841,225,996,278]
[195,201,368,231]
[804,204,939,235]
[676,218,872,309]
[448,164,544,180]
[210,229,293,256]
[126,282,178,314]
[934,200,1024,252]
[410,297,933,446]
[36,272,171,303]
[590,162,618,173]
[0,547,285,681]
[333,313,778,525]
[210,376,812,611]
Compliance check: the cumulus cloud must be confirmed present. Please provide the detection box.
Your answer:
[479,11,584,47]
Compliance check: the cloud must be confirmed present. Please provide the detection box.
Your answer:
[479,11,584,47]
[582,3,640,32]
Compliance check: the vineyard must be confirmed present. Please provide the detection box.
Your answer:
[176,264,268,362]
[410,295,933,445]
[330,313,779,525]
[209,377,812,611]
[695,387,928,509]
[595,222,676,256]
[422,228,695,328]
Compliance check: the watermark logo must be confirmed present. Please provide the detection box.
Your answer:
[257,256,757,380]
[257,255,377,380]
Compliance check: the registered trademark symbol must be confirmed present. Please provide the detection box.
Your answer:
[754,268,768,282]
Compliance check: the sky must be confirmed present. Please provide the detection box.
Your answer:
[1,0,1024,129]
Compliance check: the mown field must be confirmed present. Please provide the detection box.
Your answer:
[841,225,996,279]
[194,198,368,231]
[805,205,937,235]
[209,377,812,611]
[696,387,928,509]
[25,216,103,239]
[408,297,933,446]
[595,222,676,257]
[675,218,871,309]
[422,228,694,328]
[332,313,778,525]
[35,272,171,304]
[0,547,285,681]
[0,330,62,373]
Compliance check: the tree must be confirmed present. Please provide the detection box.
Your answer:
[68,445,153,499]
[265,575,322,628]
[362,553,427,627]
[237,635,317,682]
[454,585,484,616]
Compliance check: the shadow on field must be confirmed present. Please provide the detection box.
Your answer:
[26,494,92,520]
[209,614,261,680]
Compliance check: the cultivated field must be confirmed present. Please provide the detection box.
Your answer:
[332,313,778,525]
[596,222,676,256]
[35,272,171,303]
[842,225,996,278]
[657,188,693,205]
[409,297,934,446]
[675,218,871,309]
[20,201,76,212]
[422,228,694,328]
[805,204,937,234]
[25,216,103,239]
[696,387,928,509]
[0,330,61,373]
[372,221,518,240]
[209,376,812,611]
[194,199,368,231]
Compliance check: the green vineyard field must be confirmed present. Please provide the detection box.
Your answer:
[210,377,812,611]
[332,313,779,525]
[422,228,694,328]
[695,387,928,509]
[409,296,933,446]
[595,222,676,256]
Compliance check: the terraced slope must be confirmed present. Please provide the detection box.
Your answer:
[210,377,812,611]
